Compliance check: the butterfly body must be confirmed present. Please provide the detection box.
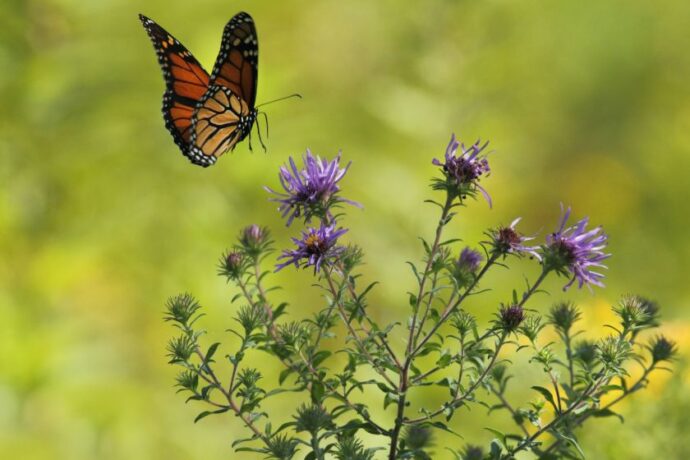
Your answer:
[139,12,259,167]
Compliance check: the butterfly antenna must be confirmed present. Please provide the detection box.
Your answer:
[255,93,302,109]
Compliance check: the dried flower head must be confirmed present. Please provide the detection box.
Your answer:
[490,217,541,259]
[266,150,360,226]
[432,134,491,206]
[499,304,525,332]
[276,223,348,273]
[543,205,610,290]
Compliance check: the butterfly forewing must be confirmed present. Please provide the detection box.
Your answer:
[206,12,258,107]
[139,14,210,158]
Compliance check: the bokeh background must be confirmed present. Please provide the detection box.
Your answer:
[1,0,689,458]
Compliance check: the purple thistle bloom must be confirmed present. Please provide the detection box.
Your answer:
[433,134,491,206]
[276,223,348,274]
[544,205,610,291]
[265,150,360,226]
[457,247,483,273]
[492,218,541,260]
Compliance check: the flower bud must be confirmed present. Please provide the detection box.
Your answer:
[451,247,483,288]
[574,340,597,367]
[240,224,268,258]
[548,301,581,334]
[220,250,245,280]
[649,335,677,363]
[499,304,525,332]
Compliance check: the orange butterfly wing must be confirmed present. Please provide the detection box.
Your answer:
[188,86,249,163]
[206,12,258,108]
[139,14,211,162]
[187,12,259,165]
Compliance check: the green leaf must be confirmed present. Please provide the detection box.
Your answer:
[205,342,220,363]
[591,408,624,423]
[279,367,294,385]
[194,406,230,423]
[531,385,559,412]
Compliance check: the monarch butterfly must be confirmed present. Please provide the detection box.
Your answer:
[140,12,293,167]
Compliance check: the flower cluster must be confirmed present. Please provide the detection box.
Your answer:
[164,133,673,460]
[266,150,358,274]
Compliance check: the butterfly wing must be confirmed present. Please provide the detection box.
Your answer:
[187,12,259,164]
[206,11,258,108]
[188,86,252,165]
[139,14,210,161]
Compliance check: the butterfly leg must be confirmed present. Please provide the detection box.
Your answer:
[255,116,268,152]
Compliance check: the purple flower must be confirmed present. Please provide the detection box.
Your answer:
[491,218,541,259]
[544,205,610,291]
[276,223,348,273]
[432,134,491,206]
[265,150,360,226]
[451,247,483,288]
[457,247,483,273]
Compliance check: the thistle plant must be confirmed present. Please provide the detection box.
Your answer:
[164,135,676,459]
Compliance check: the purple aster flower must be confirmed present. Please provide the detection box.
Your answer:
[276,223,348,274]
[457,247,483,273]
[265,150,360,226]
[432,134,491,206]
[451,247,483,288]
[491,218,541,260]
[544,205,610,291]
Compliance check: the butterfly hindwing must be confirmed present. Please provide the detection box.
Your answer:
[139,14,211,161]
[188,85,254,166]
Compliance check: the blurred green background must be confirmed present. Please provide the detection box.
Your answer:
[1,0,689,458]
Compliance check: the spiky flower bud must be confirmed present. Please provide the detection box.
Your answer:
[574,339,598,367]
[404,425,434,451]
[597,337,632,371]
[462,445,484,460]
[239,224,269,258]
[548,301,581,334]
[219,250,245,280]
[649,335,677,363]
[519,315,545,343]
[499,304,525,332]
[295,404,332,434]
[613,295,651,332]
[166,335,196,364]
[164,293,202,326]
[452,310,477,340]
